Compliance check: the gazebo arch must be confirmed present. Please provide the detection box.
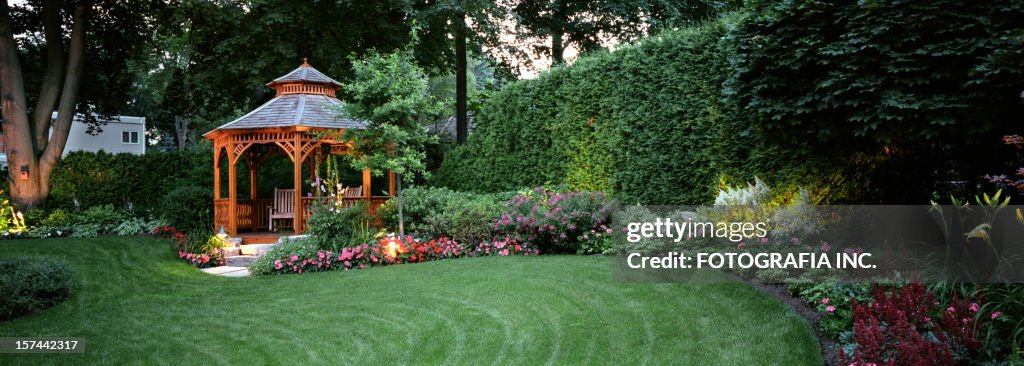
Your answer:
[203,59,393,237]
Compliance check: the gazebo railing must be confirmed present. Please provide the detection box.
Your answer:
[216,196,389,233]
[213,198,274,232]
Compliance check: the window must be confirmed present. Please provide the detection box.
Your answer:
[122,131,139,144]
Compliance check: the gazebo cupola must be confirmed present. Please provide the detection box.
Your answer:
[267,58,341,97]
[203,60,393,237]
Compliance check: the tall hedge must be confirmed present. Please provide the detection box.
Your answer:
[436,21,833,204]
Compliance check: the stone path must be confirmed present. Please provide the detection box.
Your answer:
[201,266,251,277]
[200,234,307,277]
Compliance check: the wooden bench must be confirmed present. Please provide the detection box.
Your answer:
[269,188,294,231]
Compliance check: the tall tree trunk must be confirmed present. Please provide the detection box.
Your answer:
[175,115,189,151]
[551,31,564,65]
[455,12,468,145]
[396,173,404,237]
[0,2,88,211]
[550,0,565,65]
[0,0,40,209]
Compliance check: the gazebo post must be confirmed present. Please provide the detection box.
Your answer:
[227,142,238,236]
[388,171,395,197]
[213,144,221,200]
[292,135,303,234]
[246,153,258,200]
[362,169,371,199]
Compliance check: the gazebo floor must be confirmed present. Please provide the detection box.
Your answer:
[237,231,282,245]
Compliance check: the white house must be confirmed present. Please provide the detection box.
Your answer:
[53,112,146,156]
[0,114,147,168]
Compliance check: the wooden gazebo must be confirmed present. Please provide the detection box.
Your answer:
[203,59,393,236]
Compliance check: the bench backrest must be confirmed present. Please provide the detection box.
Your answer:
[273,188,295,214]
[343,186,363,198]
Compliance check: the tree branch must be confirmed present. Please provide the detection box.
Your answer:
[0,0,33,162]
[32,0,66,155]
[40,4,89,179]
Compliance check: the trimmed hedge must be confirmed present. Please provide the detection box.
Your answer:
[436,22,725,204]
[49,150,212,213]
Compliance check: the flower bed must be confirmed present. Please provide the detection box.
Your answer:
[152,225,224,268]
[257,236,539,275]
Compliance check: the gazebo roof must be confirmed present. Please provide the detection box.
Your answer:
[205,60,365,135]
[267,61,342,87]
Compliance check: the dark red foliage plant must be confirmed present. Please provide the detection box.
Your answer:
[842,281,986,366]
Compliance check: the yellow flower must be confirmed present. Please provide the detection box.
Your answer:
[964,223,991,241]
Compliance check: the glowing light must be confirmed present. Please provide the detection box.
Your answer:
[385,238,403,259]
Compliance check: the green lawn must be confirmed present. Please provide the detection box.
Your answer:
[0,237,820,365]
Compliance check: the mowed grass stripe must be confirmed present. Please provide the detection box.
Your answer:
[0,237,820,365]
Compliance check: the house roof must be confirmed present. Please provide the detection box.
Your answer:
[205,61,365,134]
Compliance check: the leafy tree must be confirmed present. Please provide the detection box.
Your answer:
[0,0,161,210]
[511,0,732,65]
[338,32,446,236]
[139,0,445,139]
[413,0,514,144]
[727,0,1024,202]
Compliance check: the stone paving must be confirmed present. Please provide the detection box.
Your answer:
[200,234,307,277]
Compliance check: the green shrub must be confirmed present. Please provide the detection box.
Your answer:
[377,186,466,231]
[306,202,375,251]
[159,186,213,232]
[420,194,502,244]
[377,187,503,243]
[41,208,72,228]
[0,256,74,320]
[69,204,124,236]
[114,216,152,236]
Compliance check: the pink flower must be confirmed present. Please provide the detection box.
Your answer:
[274,260,283,270]
[825,306,836,312]
[344,260,351,267]
[820,243,830,252]
[991,311,1002,320]
[969,303,979,312]
[821,297,829,305]
[290,255,298,262]
[359,264,365,269]
[759,237,769,243]
[736,242,746,250]
[962,318,969,325]
[946,306,956,313]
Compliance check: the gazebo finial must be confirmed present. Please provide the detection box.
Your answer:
[301,57,310,67]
